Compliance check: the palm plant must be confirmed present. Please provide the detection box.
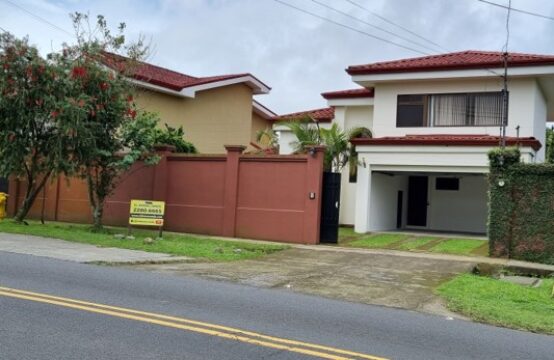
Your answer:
[320,123,349,172]
[280,118,321,153]
[282,119,372,173]
[255,127,279,149]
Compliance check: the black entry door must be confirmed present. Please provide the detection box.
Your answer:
[320,172,341,243]
[407,176,428,227]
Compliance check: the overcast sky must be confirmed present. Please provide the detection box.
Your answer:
[2,0,554,114]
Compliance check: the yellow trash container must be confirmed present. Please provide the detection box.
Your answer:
[0,192,8,220]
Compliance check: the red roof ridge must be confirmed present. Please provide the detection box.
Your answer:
[321,87,374,99]
[101,51,269,92]
[272,107,334,123]
[347,50,554,75]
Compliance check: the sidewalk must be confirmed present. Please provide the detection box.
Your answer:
[0,233,191,264]
[1,230,552,317]
[187,232,554,274]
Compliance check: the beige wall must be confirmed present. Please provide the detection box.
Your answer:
[135,84,255,153]
[251,112,272,145]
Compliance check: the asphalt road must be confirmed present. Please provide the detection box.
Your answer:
[0,251,552,360]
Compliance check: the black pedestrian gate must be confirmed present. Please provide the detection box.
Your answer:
[0,177,8,193]
[319,172,341,243]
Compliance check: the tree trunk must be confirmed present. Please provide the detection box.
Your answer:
[13,173,50,223]
[86,173,106,232]
[91,199,105,232]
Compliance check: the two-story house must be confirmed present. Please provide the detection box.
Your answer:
[276,50,554,235]
[103,52,275,153]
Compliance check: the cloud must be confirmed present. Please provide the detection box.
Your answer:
[1,0,554,114]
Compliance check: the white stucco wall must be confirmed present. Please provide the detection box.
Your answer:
[371,78,546,147]
[338,105,374,225]
[368,173,407,231]
[275,128,297,155]
[427,175,488,234]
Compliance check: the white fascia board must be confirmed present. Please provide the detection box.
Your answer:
[130,79,192,98]
[327,98,374,107]
[272,124,292,131]
[355,145,536,154]
[253,101,277,118]
[181,75,271,97]
[351,65,554,85]
[370,165,488,173]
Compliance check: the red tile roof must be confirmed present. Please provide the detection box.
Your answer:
[350,134,541,151]
[101,52,269,92]
[347,50,554,75]
[321,87,374,99]
[272,107,334,123]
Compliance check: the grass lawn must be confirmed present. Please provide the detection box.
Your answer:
[0,220,287,261]
[428,238,487,255]
[348,233,409,248]
[396,237,436,251]
[437,274,554,334]
[340,227,489,257]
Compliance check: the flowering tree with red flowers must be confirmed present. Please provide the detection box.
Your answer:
[0,33,78,222]
[54,13,160,231]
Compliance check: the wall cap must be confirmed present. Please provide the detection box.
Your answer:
[224,145,247,153]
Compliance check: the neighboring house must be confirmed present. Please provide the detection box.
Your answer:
[276,50,554,234]
[103,53,275,153]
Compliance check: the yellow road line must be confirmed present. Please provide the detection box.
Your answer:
[0,286,389,360]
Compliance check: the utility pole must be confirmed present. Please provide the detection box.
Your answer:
[501,51,508,150]
[500,0,512,151]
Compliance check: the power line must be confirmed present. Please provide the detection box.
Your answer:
[477,0,554,21]
[309,0,440,54]
[342,0,446,50]
[271,0,430,55]
[0,0,73,36]
[341,0,504,78]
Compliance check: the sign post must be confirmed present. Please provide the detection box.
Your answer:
[128,200,166,238]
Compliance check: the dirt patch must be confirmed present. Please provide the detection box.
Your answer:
[129,248,474,316]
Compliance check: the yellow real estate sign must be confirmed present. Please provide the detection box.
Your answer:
[129,200,165,226]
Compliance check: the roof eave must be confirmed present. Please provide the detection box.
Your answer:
[351,65,554,85]
[253,100,277,119]
[181,75,271,98]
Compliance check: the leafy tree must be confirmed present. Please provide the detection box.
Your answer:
[0,33,76,222]
[154,124,197,153]
[546,127,554,163]
[56,13,158,231]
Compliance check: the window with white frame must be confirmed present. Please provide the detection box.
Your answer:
[397,92,506,127]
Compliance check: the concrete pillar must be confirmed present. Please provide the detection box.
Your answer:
[222,145,246,237]
[354,157,371,233]
[302,145,326,244]
[152,145,176,201]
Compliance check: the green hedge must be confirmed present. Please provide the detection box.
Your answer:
[488,148,554,265]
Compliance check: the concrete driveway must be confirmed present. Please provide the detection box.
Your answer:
[132,247,474,316]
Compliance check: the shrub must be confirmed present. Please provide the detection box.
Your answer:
[488,149,554,264]
[154,124,196,153]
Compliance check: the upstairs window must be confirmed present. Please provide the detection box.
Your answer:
[397,92,506,127]
[397,95,429,127]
